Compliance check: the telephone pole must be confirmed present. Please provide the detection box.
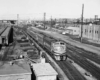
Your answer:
[80,4,84,42]
[44,13,46,29]
[51,16,52,27]
[17,14,19,27]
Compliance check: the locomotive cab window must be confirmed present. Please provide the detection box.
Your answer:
[60,42,64,45]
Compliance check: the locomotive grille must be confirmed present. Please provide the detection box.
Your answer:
[52,42,66,54]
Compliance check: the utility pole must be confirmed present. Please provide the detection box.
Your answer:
[17,14,19,27]
[80,4,84,42]
[51,16,52,27]
[44,13,46,29]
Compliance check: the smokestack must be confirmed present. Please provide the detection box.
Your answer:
[95,15,98,20]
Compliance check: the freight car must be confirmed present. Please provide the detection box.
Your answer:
[28,30,67,61]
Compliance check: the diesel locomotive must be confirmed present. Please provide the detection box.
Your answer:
[28,29,67,61]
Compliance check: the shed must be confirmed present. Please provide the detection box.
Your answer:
[67,26,80,35]
[62,26,80,35]
[32,63,58,80]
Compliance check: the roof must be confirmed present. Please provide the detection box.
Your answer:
[67,26,79,30]
[0,60,31,76]
[0,27,5,34]
[1,26,11,37]
[32,63,58,76]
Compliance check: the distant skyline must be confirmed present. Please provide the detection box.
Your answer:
[0,0,100,20]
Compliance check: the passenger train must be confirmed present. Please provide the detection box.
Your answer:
[27,29,67,61]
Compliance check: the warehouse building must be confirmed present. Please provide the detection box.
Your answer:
[62,24,100,42]
[81,24,100,41]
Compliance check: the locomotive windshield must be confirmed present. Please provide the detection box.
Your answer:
[60,42,64,45]
[53,41,65,46]
[52,41,66,54]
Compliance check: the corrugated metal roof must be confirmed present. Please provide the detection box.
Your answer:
[1,26,11,37]
[32,63,58,76]
[0,27,5,34]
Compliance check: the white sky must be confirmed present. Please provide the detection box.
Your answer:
[0,0,100,20]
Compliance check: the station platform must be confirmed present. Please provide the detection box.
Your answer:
[30,27,100,56]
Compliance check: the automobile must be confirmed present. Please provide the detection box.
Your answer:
[62,30,69,34]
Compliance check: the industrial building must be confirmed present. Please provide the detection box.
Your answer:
[80,24,100,41]
[62,24,100,42]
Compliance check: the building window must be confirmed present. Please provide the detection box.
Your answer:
[92,30,93,33]
[87,30,88,33]
[95,31,96,33]
[90,30,91,33]
[97,31,98,34]
[85,29,86,32]
[85,29,87,34]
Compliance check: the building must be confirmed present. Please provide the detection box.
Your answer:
[62,26,80,35]
[31,63,58,80]
[0,60,31,80]
[80,24,100,41]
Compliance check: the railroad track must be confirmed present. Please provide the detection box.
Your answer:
[66,46,100,80]
[25,30,87,80]
[1,42,16,61]
[66,43,100,64]
[57,61,86,80]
